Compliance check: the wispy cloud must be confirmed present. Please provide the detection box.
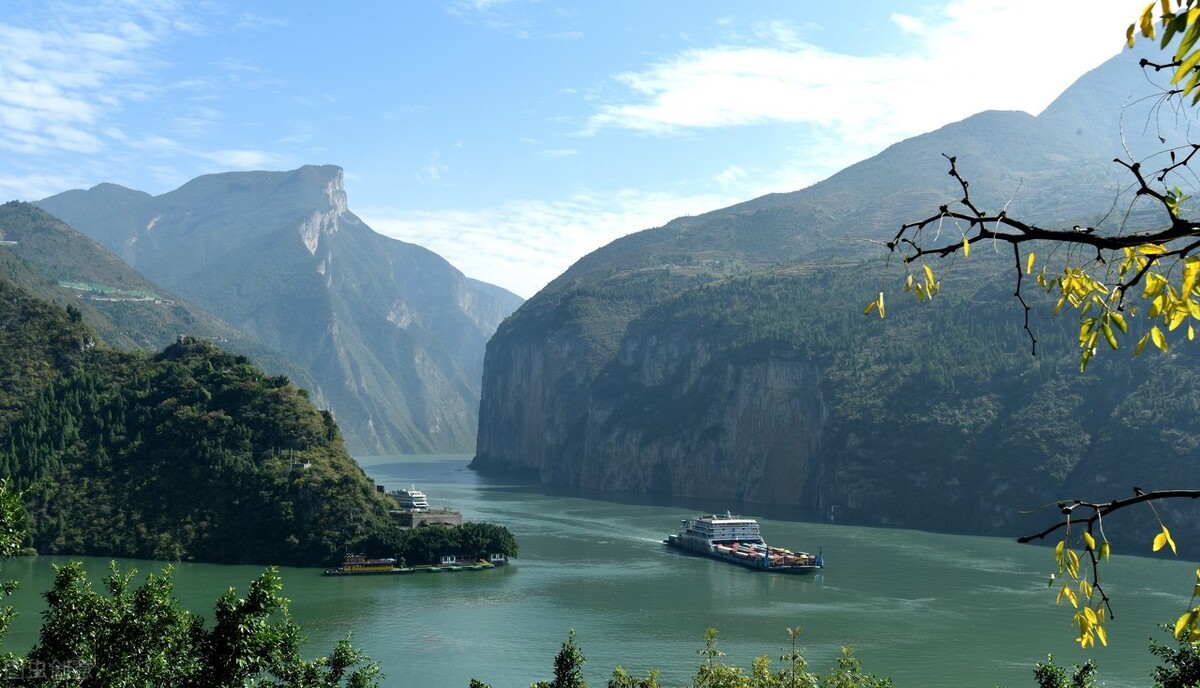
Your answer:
[0,3,172,157]
[584,1,1133,153]
[537,148,579,159]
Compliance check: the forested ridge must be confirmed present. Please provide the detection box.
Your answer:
[0,275,400,565]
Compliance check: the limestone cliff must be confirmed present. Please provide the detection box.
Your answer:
[473,47,1200,544]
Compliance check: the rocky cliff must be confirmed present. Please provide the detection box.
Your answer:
[472,48,1200,545]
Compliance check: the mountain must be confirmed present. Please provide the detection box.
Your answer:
[0,275,398,565]
[470,48,1200,547]
[0,201,323,400]
[37,165,524,455]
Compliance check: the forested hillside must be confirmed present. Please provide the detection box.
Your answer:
[0,275,397,565]
[472,45,1200,550]
[0,200,323,402]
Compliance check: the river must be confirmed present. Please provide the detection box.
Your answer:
[2,455,1196,687]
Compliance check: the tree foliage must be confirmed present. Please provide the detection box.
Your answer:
[474,628,890,688]
[881,0,1200,648]
[0,274,400,566]
[358,521,519,567]
[0,480,379,687]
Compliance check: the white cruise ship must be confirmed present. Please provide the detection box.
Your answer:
[392,486,430,511]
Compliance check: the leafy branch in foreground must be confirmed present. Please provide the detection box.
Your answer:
[1018,488,1200,648]
[878,151,1200,373]
[876,1,1200,373]
[875,2,1200,651]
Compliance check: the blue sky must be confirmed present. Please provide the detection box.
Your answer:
[2,1,1135,297]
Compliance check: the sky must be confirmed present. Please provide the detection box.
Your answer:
[1,0,1141,298]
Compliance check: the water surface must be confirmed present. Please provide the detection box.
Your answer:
[4,455,1195,687]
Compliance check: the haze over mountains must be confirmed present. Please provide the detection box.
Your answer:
[36,165,523,456]
[471,46,1200,546]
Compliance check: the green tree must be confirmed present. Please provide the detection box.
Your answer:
[881,0,1200,648]
[1150,623,1200,688]
[533,628,588,688]
[606,666,661,688]
[819,648,891,688]
[0,480,380,687]
[1032,655,1097,688]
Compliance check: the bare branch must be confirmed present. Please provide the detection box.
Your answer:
[1017,488,1200,544]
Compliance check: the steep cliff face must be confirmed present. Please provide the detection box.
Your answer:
[473,48,1200,544]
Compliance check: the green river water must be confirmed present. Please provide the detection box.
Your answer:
[3,455,1197,687]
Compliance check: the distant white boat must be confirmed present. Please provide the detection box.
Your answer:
[391,486,430,511]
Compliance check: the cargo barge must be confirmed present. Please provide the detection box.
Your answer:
[323,552,509,576]
[665,513,822,574]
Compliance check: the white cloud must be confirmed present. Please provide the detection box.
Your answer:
[0,171,86,201]
[584,0,1133,157]
[0,5,170,156]
[198,149,280,169]
[537,148,579,158]
[714,165,747,189]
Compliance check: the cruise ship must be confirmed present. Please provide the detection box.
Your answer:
[665,513,823,574]
[392,486,430,511]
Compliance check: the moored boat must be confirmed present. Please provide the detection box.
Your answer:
[665,513,823,574]
[322,552,509,576]
[391,486,430,511]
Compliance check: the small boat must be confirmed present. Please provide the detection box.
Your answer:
[324,553,400,575]
[665,513,823,574]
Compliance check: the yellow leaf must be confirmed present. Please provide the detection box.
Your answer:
[1175,609,1199,639]
[1183,257,1200,294]
[1096,623,1108,646]
[1170,308,1188,331]
[1173,46,1200,85]
[1082,531,1096,551]
[1150,294,1166,319]
[1139,243,1167,255]
[1151,326,1168,352]
[877,292,885,318]
[1067,549,1081,578]
[1098,541,1111,560]
[923,264,934,286]
[1128,23,1138,49]
[1026,252,1035,274]
[904,273,913,292]
[1154,525,1178,554]
[1111,311,1128,333]
[1102,321,1118,350]
[1135,331,1151,356]
[863,300,877,316]
[963,236,970,258]
[1141,2,1157,38]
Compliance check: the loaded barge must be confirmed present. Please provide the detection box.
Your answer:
[665,513,822,574]
[323,553,508,576]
